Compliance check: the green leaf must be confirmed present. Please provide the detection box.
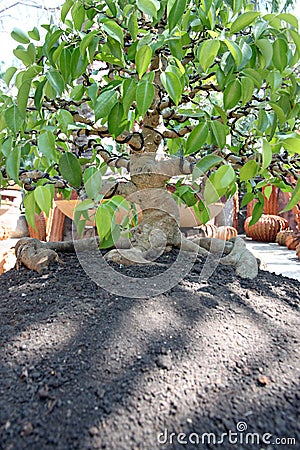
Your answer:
[168,0,187,30]
[281,179,300,212]
[38,131,57,161]
[28,27,40,41]
[241,192,255,208]
[70,84,85,101]
[224,79,241,110]
[34,185,52,216]
[59,152,82,188]
[243,68,263,88]
[105,0,117,15]
[256,39,273,68]
[249,201,263,225]
[137,0,158,19]
[59,48,72,83]
[186,123,208,155]
[24,192,38,228]
[224,39,242,66]
[128,11,138,40]
[281,137,300,154]
[160,71,183,106]
[210,120,227,149]
[46,70,65,96]
[240,160,258,181]
[4,105,24,134]
[13,46,35,66]
[269,102,286,126]
[71,2,85,31]
[108,102,127,137]
[95,204,113,240]
[199,39,220,72]
[290,30,300,56]
[84,167,102,199]
[6,147,21,182]
[136,81,155,116]
[192,155,223,180]
[101,19,124,46]
[61,0,73,22]
[272,39,288,72]
[122,79,136,114]
[213,165,236,189]
[135,45,152,78]
[94,90,118,121]
[240,77,254,105]
[277,13,298,29]
[230,11,260,34]
[34,79,46,111]
[3,67,17,86]
[57,109,74,133]
[17,80,31,117]
[11,28,30,44]
[262,139,272,169]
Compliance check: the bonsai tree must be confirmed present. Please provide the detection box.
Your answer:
[1,0,300,278]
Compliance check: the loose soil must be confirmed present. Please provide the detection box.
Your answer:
[0,250,299,450]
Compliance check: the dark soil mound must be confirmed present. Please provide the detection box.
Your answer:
[0,250,299,450]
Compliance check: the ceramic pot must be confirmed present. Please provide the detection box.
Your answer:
[275,230,294,246]
[244,214,288,242]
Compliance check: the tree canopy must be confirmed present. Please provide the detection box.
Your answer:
[0,0,300,245]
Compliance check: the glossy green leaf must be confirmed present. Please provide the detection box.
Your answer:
[70,84,85,101]
[281,179,300,212]
[101,19,124,45]
[277,13,298,29]
[269,102,286,126]
[160,71,183,106]
[17,80,31,117]
[230,11,260,34]
[6,147,21,182]
[137,0,158,19]
[95,204,113,240]
[61,0,73,22]
[24,192,39,228]
[192,155,223,180]
[11,28,30,44]
[186,122,208,155]
[168,0,187,30]
[240,160,258,181]
[59,152,82,188]
[223,79,241,110]
[240,77,254,105]
[224,39,242,66]
[108,102,127,137]
[241,192,255,208]
[34,185,52,216]
[199,39,220,72]
[84,167,102,199]
[256,39,273,68]
[71,2,85,31]
[3,67,17,87]
[4,106,24,134]
[57,109,74,133]
[46,70,65,96]
[281,137,300,154]
[249,201,264,225]
[28,27,40,41]
[136,81,155,116]
[122,79,136,114]
[95,90,118,121]
[262,139,272,169]
[128,11,138,40]
[272,39,288,71]
[210,120,227,149]
[135,45,152,78]
[38,131,57,161]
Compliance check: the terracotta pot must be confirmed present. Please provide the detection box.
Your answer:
[246,186,278,217]
[244,214,288,242]
[197,224,218,238]
[275,230,294,246]
[28,213,47,241]
[46,207,66,242]
[216,226,238,241]
[286,235,300,250]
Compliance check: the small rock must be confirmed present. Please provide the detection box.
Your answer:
[89,426,99,436]
[156,355,172,370]
[258,375,270,386]
[22,422,33,436]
